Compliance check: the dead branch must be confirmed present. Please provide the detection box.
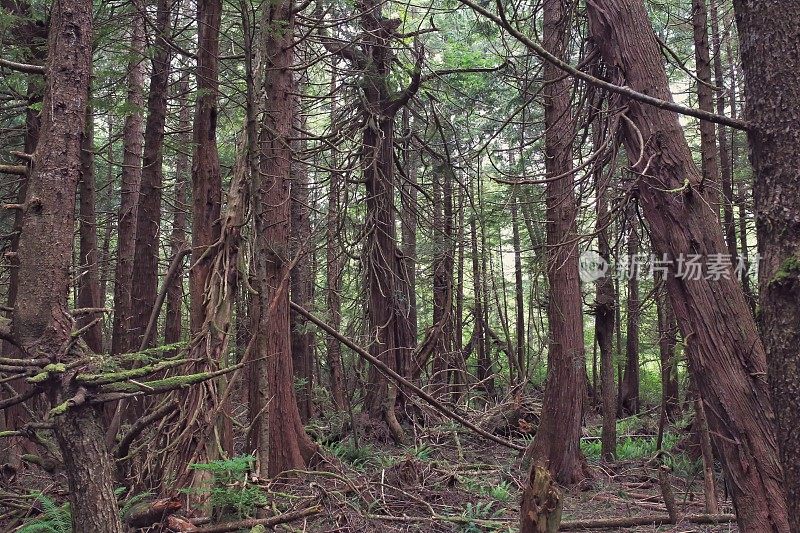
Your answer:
[190,505,321,532]
[559,514,736,530]
[290,301,525,451]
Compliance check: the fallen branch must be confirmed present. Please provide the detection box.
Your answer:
[0,58,45,74]
[0,164,27,175]
[290,301,525,451]
[124,496,182,528]
[559,513,736,530]
[190,505,321,532]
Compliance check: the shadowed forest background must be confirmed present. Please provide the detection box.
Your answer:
[1,0,799,531]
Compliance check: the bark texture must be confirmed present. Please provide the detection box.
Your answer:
[588,0,788,529]
[733,1,800,529]
[254,0,318,476]
[111,6,145,356]
[523,0,586,484]
[11,0,123,528]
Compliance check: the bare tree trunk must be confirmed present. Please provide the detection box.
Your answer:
[618,207,640,416]
[595,151,616,461]
[111,5,145,356]
[511,192,526,382]
[254,0,318,476]
[325,66,347,411]
[11,0,122,527]
[290,110,315,423]
[164,71,190,348]
[471,214,494,397]
[733,2,800,529]
[588,0,789,529]
[710,0,736,258]
[131,0,171,349]
[523,0,586,485]
[401,107,418,343]
[431,161,455,395]
[656,283,680,421]
[692,0,720,208]
[77,105,104,353]
[1,4,46,464]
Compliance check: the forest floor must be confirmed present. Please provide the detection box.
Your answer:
[244,401,738,533]
[1,399,739,532]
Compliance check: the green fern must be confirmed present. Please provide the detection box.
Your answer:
[18,493,71,533]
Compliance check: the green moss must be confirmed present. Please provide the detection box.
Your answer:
[771,256,800,285]
[27,363,66,383]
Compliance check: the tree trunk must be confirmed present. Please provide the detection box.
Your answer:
[595,143,616,461]
[325,66,347,411]
[733,2,800,529]
[691,0,720,208]
[523,0,586,485]
[290,112,315,423]
[77,105,104,353]
[710,1,736,258]
[431,161,455,395]
[618,206,640,416]
[11,0,122,527]
[471,214,494,397]
[111,5,145,356]
[357,2,417,440]
[164,71,190,348]
[254,0,318,477]
[588,0,789,529]
[131,0,171,349]
[656,283,680,420]
[511,192,526,382]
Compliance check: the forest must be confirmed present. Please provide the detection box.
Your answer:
[0,0,798,530]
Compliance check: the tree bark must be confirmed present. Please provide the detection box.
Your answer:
[11,0,122,527]
[325,66,347,411]
[254,0,318,476]
[595,144,616,461]
[164,71,190,348]
[710,0,736,258]
[692,0,720,207]
[77,105,104,353]
[656,283,679,420]
[111,4,145,356]
[618,206,639,416]
[523,0,586,485]
[290,111,315,423]
[131,0,171,349]
[733,2,800,529]
[587,0,789,529]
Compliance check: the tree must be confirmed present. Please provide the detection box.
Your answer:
[733,1,800,528]
[587,0,788,529]
[522,0,587,486]
[254,0,318,476]
[9,0,123,527]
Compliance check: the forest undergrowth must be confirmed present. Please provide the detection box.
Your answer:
[2,392,737,533]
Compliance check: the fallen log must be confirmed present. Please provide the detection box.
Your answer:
[189,505,321,533]
[124,496,182,528]
[559,513,736,530]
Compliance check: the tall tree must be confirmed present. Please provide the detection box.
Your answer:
[130,0,172,349]
[587,0,789,529]
[522,0,587,485]
[254,0,318,476]
[618,206,640,416]
[111,5,145,356]
[10,0,123,527]
[733,1,800,528]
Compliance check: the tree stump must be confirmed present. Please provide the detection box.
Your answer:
[520,465,562,533]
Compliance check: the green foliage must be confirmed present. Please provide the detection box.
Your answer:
[18,494,71,533]
[327,441,382,470]
[460,477,513,502]
[187,455,265,520]
[404,443,432,461]
[460,501,503,533]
